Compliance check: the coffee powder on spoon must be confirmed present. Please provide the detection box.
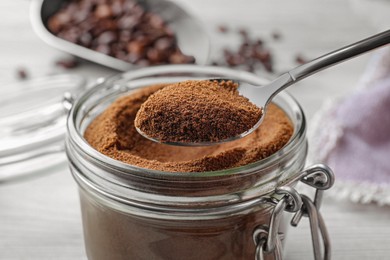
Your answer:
[134,80,263,144]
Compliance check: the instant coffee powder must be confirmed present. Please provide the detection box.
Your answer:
[66,66,333,260]
[85,82,291,172]
[134,80,263,144]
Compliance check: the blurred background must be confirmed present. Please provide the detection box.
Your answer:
[0,0,389,259]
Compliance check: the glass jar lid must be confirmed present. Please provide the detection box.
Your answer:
[0,74,85,183]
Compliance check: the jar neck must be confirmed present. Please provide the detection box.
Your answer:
[68,139,307,220]
[67,135,307,204]
[66,66,307,211]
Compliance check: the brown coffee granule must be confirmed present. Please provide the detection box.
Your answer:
[134,80,263,143]
[84,83,293,172]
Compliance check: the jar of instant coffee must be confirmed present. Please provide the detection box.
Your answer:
[65,65,334,260]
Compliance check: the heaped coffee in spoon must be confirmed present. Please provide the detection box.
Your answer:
[134,80,263,143]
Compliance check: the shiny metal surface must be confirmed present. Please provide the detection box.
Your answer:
[251,164,335,260]
[261,29,390,108]
[289,164,335,260]
[30,0,210,70]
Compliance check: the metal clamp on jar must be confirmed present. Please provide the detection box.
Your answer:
[253,164,334,260]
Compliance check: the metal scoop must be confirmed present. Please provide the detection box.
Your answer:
[137,29,390,146]
[30,0,210,71]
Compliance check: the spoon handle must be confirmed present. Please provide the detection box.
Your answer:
[264,29,390,106]
[289,29,390,81]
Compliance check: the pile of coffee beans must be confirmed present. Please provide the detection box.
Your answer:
[47,0,195,66]
[215,26,310,73]
[214,26,276,73]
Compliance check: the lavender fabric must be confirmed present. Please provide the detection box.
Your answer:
[310,47,390,204]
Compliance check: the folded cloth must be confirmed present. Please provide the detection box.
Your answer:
[309,47,390,205]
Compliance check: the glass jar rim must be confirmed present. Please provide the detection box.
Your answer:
[67,65,306,180]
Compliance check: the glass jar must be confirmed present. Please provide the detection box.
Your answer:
[65,65,334,260]
[0,74,85,183]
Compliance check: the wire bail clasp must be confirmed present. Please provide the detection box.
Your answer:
[253,186,303,260]
[252,164,335,260]
[291,164,335,260]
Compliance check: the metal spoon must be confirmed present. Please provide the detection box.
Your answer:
[137,29,390,146]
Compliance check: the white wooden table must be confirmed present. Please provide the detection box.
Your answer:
[1,1,389,259]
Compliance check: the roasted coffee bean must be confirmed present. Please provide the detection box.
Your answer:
[79,0,94,12]
[255,38,264,47]
[254,50,271,63]
[119,30,132,42]
[295,54,307,64]
[111,1,123,17]
[217,25,228,33]
[73,9,89,23]
[238,28,248,38]
[117,16,139,30]
[131,4,145,17]
[223,48,232,58]
[272,31,281,40]
[226,54,245,66]
[97,31,117,45]
[47,0,195,66]
[111,42,125,54]
[79,32,93,47]
[78,18,96,32]
[58,28,79,43]
[169,50,195,64]
[154,37,174,51]
[183,55,195,64]
[56,58,79,69]
[127,41,145,55]
[164,27,175,37]
[238,28,250,43]
[95,4,112,19]
[16,68,28,80]
[263,61,273,72]
[115,51,127,61]
[238,43,252,57]
[47,16,63,34]
[95,44,111,55]
[148,14,165,29]
[127,53,142,63]
[92,19,117,36]
[136,59,150,66]
[147,48,165,63]
[123,1,138,13]
[122,1,137,13]
[245,63,255,72]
